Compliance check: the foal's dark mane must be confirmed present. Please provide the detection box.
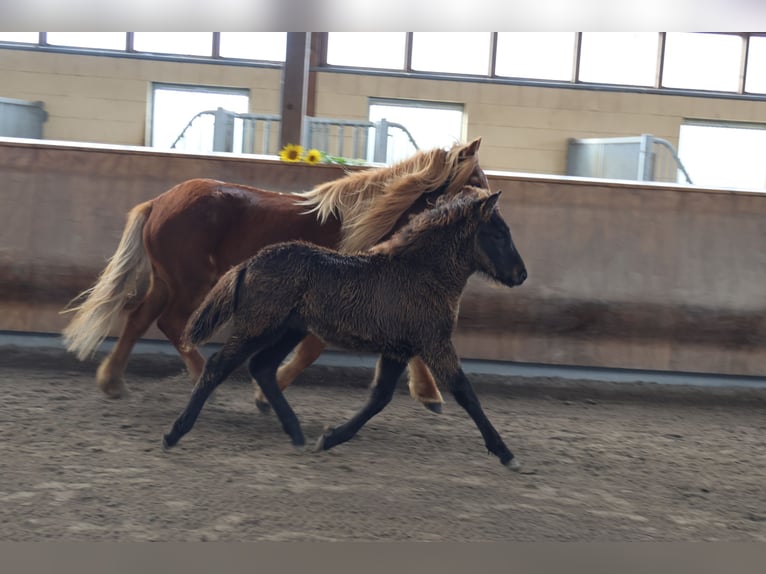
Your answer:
[370,186,493,257]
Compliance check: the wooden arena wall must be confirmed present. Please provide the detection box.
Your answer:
[1,138,764,376]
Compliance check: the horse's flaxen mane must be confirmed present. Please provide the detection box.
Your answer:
[369,186,493,257]
[295,139,485,253]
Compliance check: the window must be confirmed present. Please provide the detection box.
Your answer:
[0,32,38,43]
[677,121,766,190]
[219,32,287,61]
[579,33,659,86]
[495,33,575,81]
[663,33,743,92]
[134,33,214,57]
[368,98,464,164]
[151,84,249,153]
[327,32,406,69]
[46,32,127,51]
[745,36,766,94]
[411,32,491,75]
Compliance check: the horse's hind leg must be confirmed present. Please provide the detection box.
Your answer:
[163,334,261,449]
[406,357,445,413]
[253,333,326,412]
[156,297,207,383]
[315,356,407,453]
[249,329,309,446]
[96,277,168,398]
[421,344,520,471]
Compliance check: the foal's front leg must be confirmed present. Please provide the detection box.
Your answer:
[163,336,259,449]
[315,356,407,452]
[423,344,521,471]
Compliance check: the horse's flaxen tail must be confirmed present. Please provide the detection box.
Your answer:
[60,201,153,360]
[181,263,247,349]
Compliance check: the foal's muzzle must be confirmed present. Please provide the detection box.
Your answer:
[509,264,527,286]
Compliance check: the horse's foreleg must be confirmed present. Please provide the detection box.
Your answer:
[96,278,168,398]
[422,344,520,471]
[163,334,259,449]
[249,329,309,446]
[315,356,407,452]
[406,357,445,413]
[254,333,326,411]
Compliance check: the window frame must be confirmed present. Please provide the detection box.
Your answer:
[367,97,466,163]
[677,118,766,190]
[148,82,250,149]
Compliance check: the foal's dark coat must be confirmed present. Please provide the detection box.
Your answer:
[163,188,527,469]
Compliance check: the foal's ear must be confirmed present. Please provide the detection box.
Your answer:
[479,191,502,220]
[459,137,482,159]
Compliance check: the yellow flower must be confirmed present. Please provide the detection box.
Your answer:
[279,143,304,162]
[304,148,322,164]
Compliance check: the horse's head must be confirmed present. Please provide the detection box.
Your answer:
[471,191,527,288]
[446,137,490,193]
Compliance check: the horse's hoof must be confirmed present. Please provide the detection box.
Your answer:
[254,398,272,413]
[423,401,443,414]
[504,457,522,472]
[97,379,127,399]
[313,434,327,452]
[96,363,127,399]
[162,434,177,451]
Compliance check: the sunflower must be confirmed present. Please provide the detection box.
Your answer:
[279,143,304,163]
[304,148,323,164]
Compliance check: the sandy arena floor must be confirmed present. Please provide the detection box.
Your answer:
[1,364,765,541]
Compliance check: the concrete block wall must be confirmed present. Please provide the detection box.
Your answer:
[3,47,766,173]
[0,49,282,146]
[314,72,766,174]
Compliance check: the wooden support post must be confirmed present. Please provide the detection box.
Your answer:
[279,32,311,150]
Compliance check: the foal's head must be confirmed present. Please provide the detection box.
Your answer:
[458,189,527,288]
[372,186,527,288]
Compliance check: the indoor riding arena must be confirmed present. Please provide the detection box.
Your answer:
[1,32,765,542]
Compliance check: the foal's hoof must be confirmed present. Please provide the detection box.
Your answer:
[423,401,443,414]
[162,434,177,451]
[313,427,334,452]
[254,398,272,414]
[504,457,522,472]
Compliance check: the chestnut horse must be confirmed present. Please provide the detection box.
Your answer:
[62,138,490,412]
[163,188,527,470]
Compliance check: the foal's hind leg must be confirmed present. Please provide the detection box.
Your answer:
[421,344,520,471]
[249,329,309,446]
[315,356,407,452]
[96,278,168,398]
[163,334,261,449]
[253,332,325,412]
[406,357,445,413]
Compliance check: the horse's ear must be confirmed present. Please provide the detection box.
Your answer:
[479,191,501,220]
[459,137,482,159]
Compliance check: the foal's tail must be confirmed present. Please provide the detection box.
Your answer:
[181,263,247,349]
[61,201,153,360]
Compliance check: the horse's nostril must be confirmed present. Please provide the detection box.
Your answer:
[519,269,527,283]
